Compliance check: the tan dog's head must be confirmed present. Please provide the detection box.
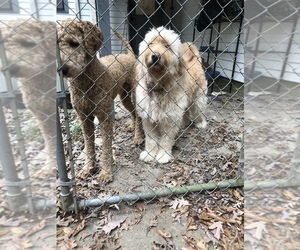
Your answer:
[138,26,182,78]
[0,19,56,78]
[57,19,103,78]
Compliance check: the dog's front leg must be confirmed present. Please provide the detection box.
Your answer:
[97,112,114,183]
[77,115,96,179]
[156,118,182,164]
[139,119,158,162]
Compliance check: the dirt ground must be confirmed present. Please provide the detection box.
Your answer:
[2,76,299,249]
[0,77,245,249]
[244,77,300,249]
[56,78,244,249]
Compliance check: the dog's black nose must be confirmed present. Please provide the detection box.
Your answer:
[61,65,69,76]
[151,53,160,64]
[4,65,20,76]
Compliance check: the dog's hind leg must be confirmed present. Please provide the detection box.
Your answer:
[191,94,207,129]
[119,85,144,145]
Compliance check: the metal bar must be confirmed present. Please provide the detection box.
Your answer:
[292,132,300,163]
[246,15,264,93]
[0,30,34,213]
[244,178,300,191]
[0,99,25,211]
[96,0,112,56]
[277,7,299,93]
[76,178,244,210]
[56,108,73,211]
[230,9,244,93]
[56,42,77,212]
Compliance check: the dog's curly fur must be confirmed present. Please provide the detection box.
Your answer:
[136,27,207,164]
[57,19,143,183]
[0,19,56,176]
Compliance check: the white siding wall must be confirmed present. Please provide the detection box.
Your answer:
[0,0,55,92]
[199,21,244,83]
[170,0,244,83]
[56,0,96,22]
[109,0,130,54]
[171,0,201,43]
[245,20,300,83]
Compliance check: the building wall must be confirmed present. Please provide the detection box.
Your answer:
[245,20,300,83]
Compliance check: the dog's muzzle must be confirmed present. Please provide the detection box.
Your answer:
[58,64,69,76]
[2,64,20,76]
[151,52,161,65]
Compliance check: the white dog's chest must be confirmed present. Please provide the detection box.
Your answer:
[136,85,187,123]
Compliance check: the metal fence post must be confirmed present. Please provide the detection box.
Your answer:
[0,99,25,211]
[57,108,73,211]
[291,131,300,176]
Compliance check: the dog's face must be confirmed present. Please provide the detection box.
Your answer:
[0,19,56,78]
[138,26,182,77]
[57,19,103,78]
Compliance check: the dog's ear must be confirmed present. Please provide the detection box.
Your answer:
[82,21,103,57]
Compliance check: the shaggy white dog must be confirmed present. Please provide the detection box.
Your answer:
[136,26,208,164]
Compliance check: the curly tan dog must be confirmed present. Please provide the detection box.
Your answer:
[57,19,143,183]
[136,27,207,164]
[0,19,56,176]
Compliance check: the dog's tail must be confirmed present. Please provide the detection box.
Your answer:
[113,30,135,56]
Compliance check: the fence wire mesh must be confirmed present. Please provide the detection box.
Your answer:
[0,1,56,249]
[56,0,243,209]
[0,0,299,249]
[244,0,300,249]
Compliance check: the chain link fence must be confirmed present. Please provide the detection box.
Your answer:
[244,0,300,248]
[0,1,56,248]
[55,0,244,212]
[0,0,299,248]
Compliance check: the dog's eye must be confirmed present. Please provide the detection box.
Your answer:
[69,41,80,48]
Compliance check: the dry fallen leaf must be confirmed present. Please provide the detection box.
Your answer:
[147,215,158,235]
[62,237,78,249]
[187,223,198,231]
[183,235,207,250]
[0,229,9,236]
[72,219,86,237]
[102,218,127,235]
[245,222,267,240]
[157,229,172,240]
[169,198,190,210]
[11,227,26,235]
[12,237,33,249]
[209,221,223,240]
[26,219,46,237]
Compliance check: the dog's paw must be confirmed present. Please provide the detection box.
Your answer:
[31,164,56,179]
[77,168,90,179]
[126,122,135,132]
[98,170,113,184]
[139,150,155,162]
[195,119,207,129]
[134,134,144,145]
[77,162,95,179]
[156,152,173,164]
